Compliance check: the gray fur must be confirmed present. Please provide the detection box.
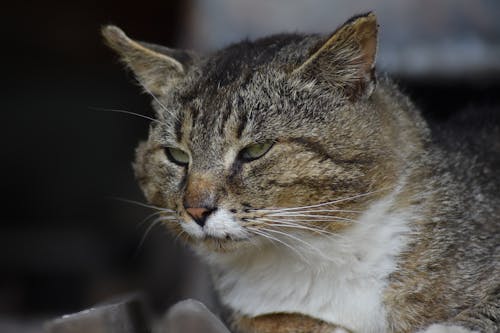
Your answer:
[103,13,499,333]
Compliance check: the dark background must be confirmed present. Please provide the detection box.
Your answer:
[1,0,499,328]
[1,0,202,321]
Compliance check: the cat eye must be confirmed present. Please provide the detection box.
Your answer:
[164,147,190,166]
[239,141,274,162]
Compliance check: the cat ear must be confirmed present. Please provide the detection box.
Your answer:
[293,12,378,99]
[102,25,193,95]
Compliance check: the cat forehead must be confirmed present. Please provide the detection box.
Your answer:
[165,35,325,117]
[180,34,321,95]
[152,33,343,149]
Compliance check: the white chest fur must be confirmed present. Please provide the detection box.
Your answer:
[208,193,413,333]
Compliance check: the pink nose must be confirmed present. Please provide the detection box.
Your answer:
[186,207,215,227]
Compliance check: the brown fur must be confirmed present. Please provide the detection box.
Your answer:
[234,313,347,333]
[104,12,499,333]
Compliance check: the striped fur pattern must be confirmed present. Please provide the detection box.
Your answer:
[103,12,499,333]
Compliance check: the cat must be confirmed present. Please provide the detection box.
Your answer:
[102,12,499,333]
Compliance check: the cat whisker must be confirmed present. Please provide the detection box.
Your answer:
[111,197,175,212]
[255,188,389,213]
[258,216,359,224]
[266,214,358,223]
[253,218,343,238]
[137,210,166,228]
[246,227,307,261]
[257,227,331,261]
[246,227,279,249]
[266,209,362,215]
[137,81,181,122]
[89,106,166,126]
[156,216,178,222]
[173,229,187,245]
[255,219,353,243]
[268,213,355,221]
[134,217,165,257]
[256,217,341,229]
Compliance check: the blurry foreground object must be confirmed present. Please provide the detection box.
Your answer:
[44,294,151,333]
[159,299,230,333]
[44,296,229,333]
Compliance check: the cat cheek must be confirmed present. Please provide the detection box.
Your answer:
[203,209,247,239]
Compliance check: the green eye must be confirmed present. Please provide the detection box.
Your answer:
[240,141,274,162]
[164,147,189,166]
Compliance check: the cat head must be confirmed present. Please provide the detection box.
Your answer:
[103,13,402,254]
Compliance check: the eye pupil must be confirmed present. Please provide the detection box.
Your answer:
[164,147,189,166]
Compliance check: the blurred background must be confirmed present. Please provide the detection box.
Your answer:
[1,0,499,331]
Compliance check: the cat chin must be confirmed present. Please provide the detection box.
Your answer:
[193,236,255,254]
[163,221,250,253]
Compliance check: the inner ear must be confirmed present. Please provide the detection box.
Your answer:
[102,25,193,95]
[293,12,378,99]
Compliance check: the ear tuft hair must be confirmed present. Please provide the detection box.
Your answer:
[102,25,188,95]
[293,12,378,99]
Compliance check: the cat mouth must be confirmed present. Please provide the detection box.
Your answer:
[179,208,252,241]
[202,233,250,243]
[198,233,253,252]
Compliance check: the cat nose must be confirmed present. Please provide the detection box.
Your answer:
[185,207,216,227]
